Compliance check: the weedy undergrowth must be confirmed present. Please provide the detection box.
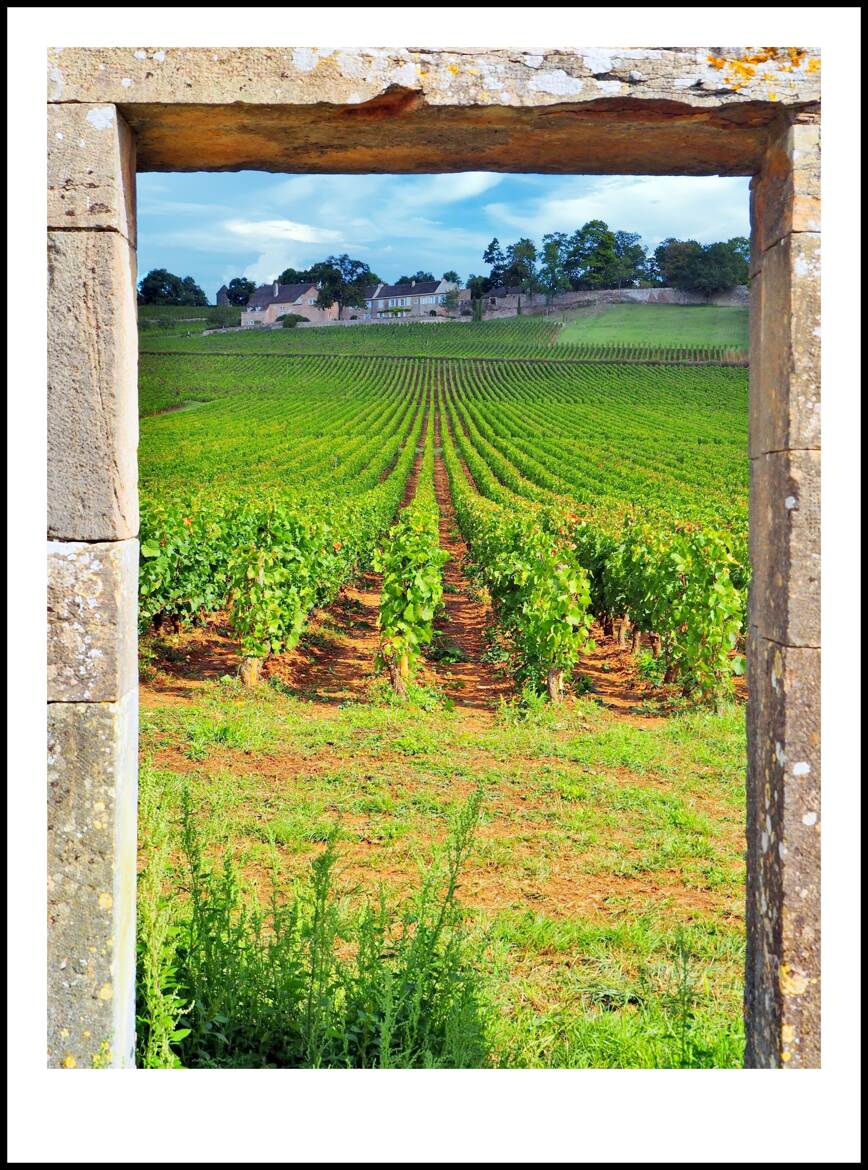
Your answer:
[136,786,488,1068]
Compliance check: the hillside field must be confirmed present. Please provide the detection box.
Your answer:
[555,303,749,348]
[136,312,749,1069]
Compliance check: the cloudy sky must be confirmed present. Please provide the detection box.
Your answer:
[137,171,750,300]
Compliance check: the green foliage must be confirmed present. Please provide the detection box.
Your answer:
[136,785,489,1068]
[278,313,308,328]
[138,267,208,306]
[138,381,426,651]
[226,276,256,306]
[654,236,750,296]
[374,415,448,693]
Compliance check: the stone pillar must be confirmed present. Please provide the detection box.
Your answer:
[47,104,139,1068]
[746,113,821,1067]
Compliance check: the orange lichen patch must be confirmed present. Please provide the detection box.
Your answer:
[707,47,816,92]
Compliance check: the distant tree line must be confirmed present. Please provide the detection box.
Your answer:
[137,229,748,312]
[465,225,749,304]
[138,261,465,311]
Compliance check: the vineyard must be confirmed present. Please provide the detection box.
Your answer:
[139,310,749,364]
[137,314,750,1069]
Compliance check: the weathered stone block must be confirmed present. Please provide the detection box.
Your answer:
[48,105,136,243]
[745,633,820,1067]
[748,450,820,647]
[48,540,138,703]
[751,117,821,267]
[47,46,822,110]
[749,232,820,456]
[47,47,820,175]
[48,694,138,1068]
[47,229,138,541]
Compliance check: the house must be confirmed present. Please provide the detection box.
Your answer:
[240,281,339,327]
[339,284,381,321]
[216,284,230,306]
[341,278,460,321]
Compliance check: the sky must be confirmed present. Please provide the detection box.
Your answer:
[136,171,750,301]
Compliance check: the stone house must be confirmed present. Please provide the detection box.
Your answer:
[240,280,339,327]
[216,284,230,306]
[341,277,460,321]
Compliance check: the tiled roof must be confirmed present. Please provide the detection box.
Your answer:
[244,282,318,310]
[374,280,442,298]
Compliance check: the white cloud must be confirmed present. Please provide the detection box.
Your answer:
[224,218,344,244]
[484,175,750,247]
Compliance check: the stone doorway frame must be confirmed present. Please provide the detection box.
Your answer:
[46,46,820,1069]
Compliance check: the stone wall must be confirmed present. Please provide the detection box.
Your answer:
[47,103,139,1068]
[46,46,820,1069]
[465,285,750,320]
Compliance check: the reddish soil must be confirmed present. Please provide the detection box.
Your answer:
[428,443,513,710]
[139,611,241,707]
[265,574,383,703]
[576,625,665,722]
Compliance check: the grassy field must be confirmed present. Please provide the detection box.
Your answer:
[556,304,749,349]
[136,310,749,1069]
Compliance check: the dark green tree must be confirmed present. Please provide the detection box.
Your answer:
[612,231,648,289]
[137,268,208,306]
[654,237,748,297]
[276,266,315,285]
[564,221,619,289]
[540,233,570,304]
[226,277,256,305]
[465,273,491,299]
[313,254,375,315]
[396,270,435,284]
[482,238,507,286]
[441,270,461,285]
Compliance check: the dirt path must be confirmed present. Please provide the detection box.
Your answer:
[426,411,513,710]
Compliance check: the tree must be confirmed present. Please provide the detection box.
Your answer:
[540,233,570,305]
[564,220,619,289]
[465,273,491,300]
[612,231,648,289]
[441,270,461,285]
[137,268,208,306]
[482,238,507,286]
[654,237,748,297]
[226,276,256,306]
[276,265,316,285]
[502,238,540,301]
[312,254,374,315]
[396,270,435,284]
[442,289,460,314]
[653,238,704,289]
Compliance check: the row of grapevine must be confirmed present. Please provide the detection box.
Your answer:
[374,410,448,695]
[439,406,594,701]
[439,386,747,701]
[139,392,427,681]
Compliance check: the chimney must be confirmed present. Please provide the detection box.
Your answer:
[411,279,415,287]
[273,280,279,297]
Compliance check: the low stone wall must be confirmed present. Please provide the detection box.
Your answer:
[473,285,749,320]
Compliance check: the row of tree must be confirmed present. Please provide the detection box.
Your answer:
[465,225,749,302]
[138,230,748,308]
[138,260,464,309]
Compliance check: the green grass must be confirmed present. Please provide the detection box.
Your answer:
[557,304,749,348]
[138,677,746,1067]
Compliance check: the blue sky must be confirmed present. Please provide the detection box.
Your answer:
[137,171,750,301]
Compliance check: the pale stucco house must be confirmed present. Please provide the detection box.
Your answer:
[341,278,460,321]
[241,281,339,327]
